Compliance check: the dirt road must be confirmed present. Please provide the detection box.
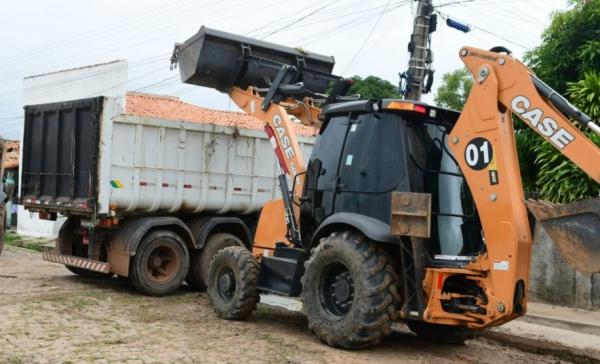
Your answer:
[0,246,571,364]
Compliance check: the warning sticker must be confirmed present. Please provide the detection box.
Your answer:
[489,170,499,185]
[493,260,509,271]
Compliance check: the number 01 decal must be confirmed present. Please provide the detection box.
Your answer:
[464,137,493,170]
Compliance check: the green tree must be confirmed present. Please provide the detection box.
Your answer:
[524,0,600,202]
[534,72,600,202]
[434,68,472,110]
[348,75,399,99]
[525,0,600,95]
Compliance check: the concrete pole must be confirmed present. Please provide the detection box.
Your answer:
[404,0,433,101]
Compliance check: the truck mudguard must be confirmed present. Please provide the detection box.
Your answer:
[110,217,195,255]
[311,212,397,246]
[187,216,252,250]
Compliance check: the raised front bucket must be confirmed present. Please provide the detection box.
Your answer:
[527,198,600,273]
[175,26,336,94]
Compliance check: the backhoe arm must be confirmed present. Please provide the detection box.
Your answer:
[423,46,600,330]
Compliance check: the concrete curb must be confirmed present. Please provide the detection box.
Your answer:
[483,330,600,364]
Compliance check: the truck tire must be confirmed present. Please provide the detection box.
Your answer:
[186,233,244,291]
[207,246,259,320]
[129,230,189,296]
[301,231,401,349]
[407,320,479,344]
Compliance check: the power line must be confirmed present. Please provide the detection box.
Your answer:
[342,0,392,74]
[259,0,340,40]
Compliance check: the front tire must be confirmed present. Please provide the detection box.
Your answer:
[129,230,189,296]
[301,231,401,349]
[207,246,259,320]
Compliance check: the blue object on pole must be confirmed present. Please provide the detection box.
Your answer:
[446,18,470,33]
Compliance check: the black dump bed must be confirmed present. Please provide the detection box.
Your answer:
[20,97,103,216]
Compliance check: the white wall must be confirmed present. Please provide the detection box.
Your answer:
[17,60,128,237]
[23,60,128,105]
[16,205,66,238]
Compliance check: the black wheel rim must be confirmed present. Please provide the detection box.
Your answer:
[319,262,354,317]
[217,266,236,302]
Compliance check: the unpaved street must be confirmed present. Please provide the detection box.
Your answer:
[0,246,571,364]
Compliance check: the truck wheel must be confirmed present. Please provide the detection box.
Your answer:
[186,233,244,291]
[407,320,479,344]
[129,230,189,296]
[301,231,401,349]
[207,246,259,320]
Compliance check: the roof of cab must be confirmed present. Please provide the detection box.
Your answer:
[320,98,460,119]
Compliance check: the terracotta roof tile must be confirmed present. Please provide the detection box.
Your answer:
[2,140,19,169]
[126,92,318,137]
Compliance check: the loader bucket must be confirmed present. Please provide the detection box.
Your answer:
[527,198,600,273]
[175,26,336,94]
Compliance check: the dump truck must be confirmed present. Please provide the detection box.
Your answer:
[20,96,314,295]
[171,27,600,348]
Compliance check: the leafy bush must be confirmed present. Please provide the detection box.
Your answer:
[534,72,600,203]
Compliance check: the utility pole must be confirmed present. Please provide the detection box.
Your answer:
[403,0,434,101]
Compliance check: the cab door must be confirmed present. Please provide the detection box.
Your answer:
[335,112,411,223]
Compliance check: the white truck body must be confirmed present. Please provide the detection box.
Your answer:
[21,97,315,219]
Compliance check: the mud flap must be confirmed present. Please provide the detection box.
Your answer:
[527,198,600,273]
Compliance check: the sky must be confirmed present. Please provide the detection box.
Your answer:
[0,0,570,140]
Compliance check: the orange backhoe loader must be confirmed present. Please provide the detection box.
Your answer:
[172,27,600,348]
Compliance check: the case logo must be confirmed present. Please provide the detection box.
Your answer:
[511,95,575,149]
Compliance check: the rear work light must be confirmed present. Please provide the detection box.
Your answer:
[386,101,427,114]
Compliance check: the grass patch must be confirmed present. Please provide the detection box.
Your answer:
[4,231,50,252]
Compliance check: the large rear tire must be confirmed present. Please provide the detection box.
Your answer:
[207,246,259,320]
[186,233,244,291]
[301,231,401,349]
[407,320,479,344]
[129,230,189,296]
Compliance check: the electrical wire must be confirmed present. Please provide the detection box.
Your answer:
[259,0,340,40]
[341,0,392,74]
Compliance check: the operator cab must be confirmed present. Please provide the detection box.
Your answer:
[300,99,485,264]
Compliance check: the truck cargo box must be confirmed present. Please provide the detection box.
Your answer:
[21,96,315,218]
